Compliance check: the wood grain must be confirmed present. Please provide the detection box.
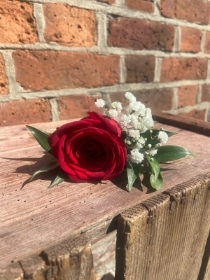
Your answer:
[0,120,210,271]
[115,174,210,280]
[0,235,95,280]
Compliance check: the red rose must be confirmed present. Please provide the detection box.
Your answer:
[48,112,127,182]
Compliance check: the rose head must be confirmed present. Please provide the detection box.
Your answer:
[48,112,127,182]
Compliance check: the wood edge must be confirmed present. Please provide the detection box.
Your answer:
[118,171,210,222]
[115,171,210,280]
[153,111,210,136]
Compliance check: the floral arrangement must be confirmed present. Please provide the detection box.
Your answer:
[23,92,194,191]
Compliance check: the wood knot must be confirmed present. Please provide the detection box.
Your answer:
[170,200,177,211]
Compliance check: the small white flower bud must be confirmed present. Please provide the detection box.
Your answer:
[149,149,158,156]
[95,99,105,108]
[108,109,118,118]
[111,101,122,112]
[125,92,136,102]
[130,149,144,164]
[158,131,168,144]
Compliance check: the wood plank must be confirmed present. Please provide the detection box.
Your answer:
[0,263,23,280]
[153,111,210,136]
[198,233,210,280]
[0,120,210,269]
[0,236,95,280]
[115,174,210,280]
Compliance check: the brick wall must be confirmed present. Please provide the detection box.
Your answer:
[1,0,210,126]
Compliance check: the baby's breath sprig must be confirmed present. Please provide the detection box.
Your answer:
[95,92,194,191]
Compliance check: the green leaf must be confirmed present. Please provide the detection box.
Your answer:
[126,161,140,192]
[141,129,177,147]
[146,157,163,190]
[48,170,65,188]
[150,171,163,190]
[26,125,51,152]
[154,145,195,163]
[21,161,59,189]
[150,129,177,138]
[147,156,160,177]
[165,131,178,137]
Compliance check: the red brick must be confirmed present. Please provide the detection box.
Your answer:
[0,0,38,44]
[108,18,175,51]
[125,55,155,83]
[177,85,198,108]
[160,0,210,25]
[178,109,206,121]
[201,84,210,102]
[58,95,103,120]
[109,89,174,111]
[160,58,208,82]
[125,0,154,13]
[13,51,120,91]
[43,4,96,47]
[180,27,202,53]
[204,31,210,54]
[97,0,115,4]
[0,54,9,95]
[0,99,51,126]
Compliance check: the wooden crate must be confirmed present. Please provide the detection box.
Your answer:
[0,115,209,280]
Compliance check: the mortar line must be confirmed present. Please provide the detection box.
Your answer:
[115,0,125,6]
[172,87,178,110]
[1,79,210,102]
[120,55,126,84]
[197,85,202,103]
[154,0,161,15]
[33,3,46,43]
[173,26,180,53]
[1,51,21,96]
[50,98,59,121]
[201,31,206,53]
[96,12,108,53]
[165,102,210,115]
[24,0,210,31]
[154,57,161,82]
[1,44,210,59]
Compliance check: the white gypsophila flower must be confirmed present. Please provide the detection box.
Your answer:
[119,114,131,128]
[128,129,140,140]
[149,149,158,156]
[111,101,122,112]
[130,114,139,129]
[125,92,136,102]
[134,137,146,149]
[130,149,144,164]
[129,101,145,113]
[141,108,154,129]
[108,109,119,118]
[137,123,147,133]
[95,99,106,108]
[158,131,168,144]
[135,105,146,117]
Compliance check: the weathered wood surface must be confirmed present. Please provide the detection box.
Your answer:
[92,231,116,279]
[199,233,210,280]
[0,120,210,272]
[0,235,95,280]
[115,175,210,280]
